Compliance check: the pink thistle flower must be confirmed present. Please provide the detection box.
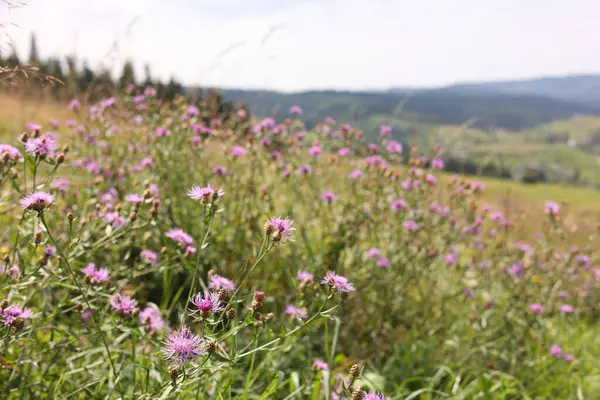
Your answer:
[80,309,93,324]
[166,228,194,248]
[367,248,381,259]
[191,291,224,316]
[431,158,444,169]
[551,344,563,358]
[308,146,321,157]
[26,122,41,132]
[545,201,560,216]
[559,304,574,314]
[402,220,420,231]
[1,305,33,327]
[446,253,458,266]
[110,293,137,315]
[140,249,158,266]
[265,217,295,242]
[297,164,312,175]
[139,305,164,331]
[321,191,337,204]
[162,326,205,365]
[231,146,247,158]
[529,303,544,314]
[312,359,328,371]
[187,184,225,203]
[321,271,355,293]
[289,105,303,115]
[285,304,307,320]
[186,105,200,117]
[144,86,157,97]
[349,169,363,180]
[20,191,54,212]
[237,109,247,119]
[424,173,437,185]
[155,127,171,137]
[208,274,236,293]
[380,124,392,136]
[297,270,314,283]
[565,354,575,363]
[0,144,23,161]
[126,194,144,204]
[68,99,81,110]
[25,134,56,156]
[0,264,20,278]
[338,147,351,157]
[376,257,391,268]
[50,177,70,192]
[324,116,336,125]
[212,165,228,176]
[385,140,402,154]
[391,199,407,211]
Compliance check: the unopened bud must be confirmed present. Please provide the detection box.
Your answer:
[143,189,152,199]
[351,389,365,400]
[56,153,65,164]
[161,246,167,254]
[13,317,25,330]
[129,211,137,222]
[0,299,8,309]
[205,341,217,354]
[226,308,236,320]
[168,365,180,380]
[350,364,361,377]
[67,212,74,221]
[20,132,29,142]
[217,289,229,301]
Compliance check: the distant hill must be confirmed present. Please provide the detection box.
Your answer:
[434,75,600,104]
[219,86,600,133]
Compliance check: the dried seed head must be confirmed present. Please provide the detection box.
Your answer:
[143,189,152,199]
[350,364,361,377]
[205,341,217,354]
[351,389,365,400]
[20,132,29,142]
[13,318,25,330]
[67,211,74,221]
[226,308,237,320]
[217,289,229,301]
[56,153,65,164]
[0,299,8,309]
[168,365,180,379]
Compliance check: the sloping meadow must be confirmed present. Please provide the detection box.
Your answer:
[0,92,598,399]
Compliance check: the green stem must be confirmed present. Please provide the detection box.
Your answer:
[40,215,117,376]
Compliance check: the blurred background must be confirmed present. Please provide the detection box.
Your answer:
[2,0,600,187]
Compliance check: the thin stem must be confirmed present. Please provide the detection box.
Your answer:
[40,215,117,376]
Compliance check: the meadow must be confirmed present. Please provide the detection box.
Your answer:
[0,90,599,399]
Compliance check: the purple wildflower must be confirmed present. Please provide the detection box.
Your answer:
[140,249,158,266]
[265,217,295,242]
[110,293,137,315]
[208,274,236,293]
[231,146,247,158]
[364,392,391,400]
[285,305,307,320]
[166,228,194,247]
[446,253,458,266]
[349,169,363,180]
[529,303,544,314]
[402,220,420,231]
[551,344,563,358]
[289,105,303,115]
[188,184,225,203]
[212,165,228,176]
[559,304,574,314]
[0,144,23,162]
[321,271,355,293]
[297,164,312,175]
[24,134,56,156]
[191,291,224,316]
[376,257,391,268]
[338,147,351,157]
[1,305,33,326]
[50,177,70,192]
[431,158,444,169]
[391,199,407,211]
[162,326,205,365]
[308,146,322,157]
[297,270,314,284]
[312,359,328,371]
[139,305,164,331]
[386,140,402,154]
[545,201,560,216]
[126,194,144,204]
[380,124,392,136]
[68,99,81,110]
[367,248,381,259]
[321,191,337,204]
[20,191,54,212]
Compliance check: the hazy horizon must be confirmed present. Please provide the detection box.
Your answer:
[2,0,600,92]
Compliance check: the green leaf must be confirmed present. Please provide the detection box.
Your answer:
[260,371,284,399]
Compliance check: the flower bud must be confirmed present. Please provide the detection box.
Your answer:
[351,390,365,400]
[13,317,25,330]
[168,365,180,380]
[226,308,237,320]
[350,364,361,377]
[0,299,8,309]
[217,289,229,301]
[56,153,65,164]
[205,341,217,354]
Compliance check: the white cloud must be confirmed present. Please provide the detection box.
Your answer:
[2,0,600,91]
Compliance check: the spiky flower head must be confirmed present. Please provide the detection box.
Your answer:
[264,217,295,242]
[20,191,54,212]
[321,271,355,293]
[187,184,225,204]
[162,326,205,365]
[110,293,137,315]
[190,291,224,317]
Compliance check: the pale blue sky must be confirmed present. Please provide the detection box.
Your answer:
[1,0,599,92]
